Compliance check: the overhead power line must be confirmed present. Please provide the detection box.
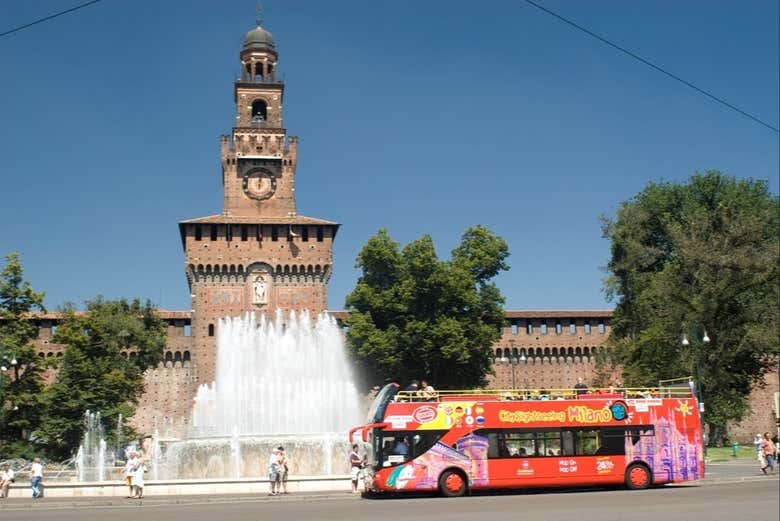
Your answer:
[0,0,104,39]
[523,0,779,133]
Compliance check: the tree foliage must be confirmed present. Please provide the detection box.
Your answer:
[37,298,166,458]
[345,226,509,390]
[601,171,779,443]
[0,253,47,458]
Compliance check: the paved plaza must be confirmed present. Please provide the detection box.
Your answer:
[1,462,777,521]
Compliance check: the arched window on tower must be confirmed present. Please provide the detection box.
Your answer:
[251,99,268,123]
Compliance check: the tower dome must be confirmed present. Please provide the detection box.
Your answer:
[243,24,276,53]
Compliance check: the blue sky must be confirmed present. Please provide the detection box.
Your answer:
[1,0,777,313]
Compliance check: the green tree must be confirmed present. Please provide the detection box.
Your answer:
[601,171,779,444]
[37,298,166,458]
[0,253,47,458]
[345,225,509,390]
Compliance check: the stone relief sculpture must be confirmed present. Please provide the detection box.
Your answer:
[252,275,267,305]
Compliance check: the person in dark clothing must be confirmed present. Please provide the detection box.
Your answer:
[403,380,419,401]
[574,377,588,396]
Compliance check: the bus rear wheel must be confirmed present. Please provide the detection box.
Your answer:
[438,469,467,497]
[625,463,651,490]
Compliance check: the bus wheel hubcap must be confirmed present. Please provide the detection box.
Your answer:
[630,467,647,487]
[445,474,463,493]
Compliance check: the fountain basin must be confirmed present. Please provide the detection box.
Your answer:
[159,433,352,479]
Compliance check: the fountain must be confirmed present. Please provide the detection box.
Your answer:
[75,410,108,482]
[160,310,362,479]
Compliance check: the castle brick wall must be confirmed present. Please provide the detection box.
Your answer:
[22,311,778,443]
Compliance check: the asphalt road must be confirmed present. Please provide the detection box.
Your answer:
[2,478,778,521]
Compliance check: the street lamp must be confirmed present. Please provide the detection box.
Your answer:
[0,354,18,409]
[682,330,710,457]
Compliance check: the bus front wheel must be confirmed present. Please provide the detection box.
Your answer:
[438,469,467,497]
[625,463,651,490]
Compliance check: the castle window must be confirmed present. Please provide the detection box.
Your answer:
[195,225,202,241]
[271,226,279,241]
[226,225,233,241]
[540,323,548,335]
[598,319,605,334]
[584,322,592,335]
[251,99,268,122]
[526,322,533,334]
[184,325,192,337]
[555,322,562,334]
[241,225,248,241]
[316,226,323,242]
[208,324,215,337]
[210,225,217,241]
[569,322,576,334]
[183,351,191,362]
[511,322,518,335]
[302,226,309,242]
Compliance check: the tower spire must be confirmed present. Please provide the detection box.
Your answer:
[256,4,263,26]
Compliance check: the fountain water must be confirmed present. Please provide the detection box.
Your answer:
[161,310,362,479]
[75,410,107,482]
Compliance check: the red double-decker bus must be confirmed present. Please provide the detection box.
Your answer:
[349,382,703,497]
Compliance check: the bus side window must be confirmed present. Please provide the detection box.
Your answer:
[577,430,599,455]
[600,428,627,455]
[561,430,575,456]
[537,431,562,456]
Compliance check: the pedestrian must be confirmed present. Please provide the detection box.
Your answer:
[30,457,43,499]
[268,448,281,496]
[0,464,15,498]
[124,450,137,498]
[760,432,776,475]
[278,446,289,494]
[754,434,764,469]
[132,453,145,498]
[574,377,588,396]
[349,444,364,494]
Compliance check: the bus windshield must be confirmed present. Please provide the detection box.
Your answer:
[371,429,447,469]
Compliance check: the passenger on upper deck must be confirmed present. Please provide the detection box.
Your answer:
[574,377,588,396]
[418,380,437,400]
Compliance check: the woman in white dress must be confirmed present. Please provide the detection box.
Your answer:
[132,455,145,499]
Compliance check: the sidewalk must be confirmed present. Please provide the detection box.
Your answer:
[1,462,775,510]
[0,490,357,510]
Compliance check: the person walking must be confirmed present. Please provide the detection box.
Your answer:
[760,432,776,475]
[30,458,43,499]
[754,434,764,471]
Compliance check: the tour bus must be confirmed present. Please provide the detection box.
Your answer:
[349,382,703,497]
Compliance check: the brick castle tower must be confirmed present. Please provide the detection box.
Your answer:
[178,15,339,385]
